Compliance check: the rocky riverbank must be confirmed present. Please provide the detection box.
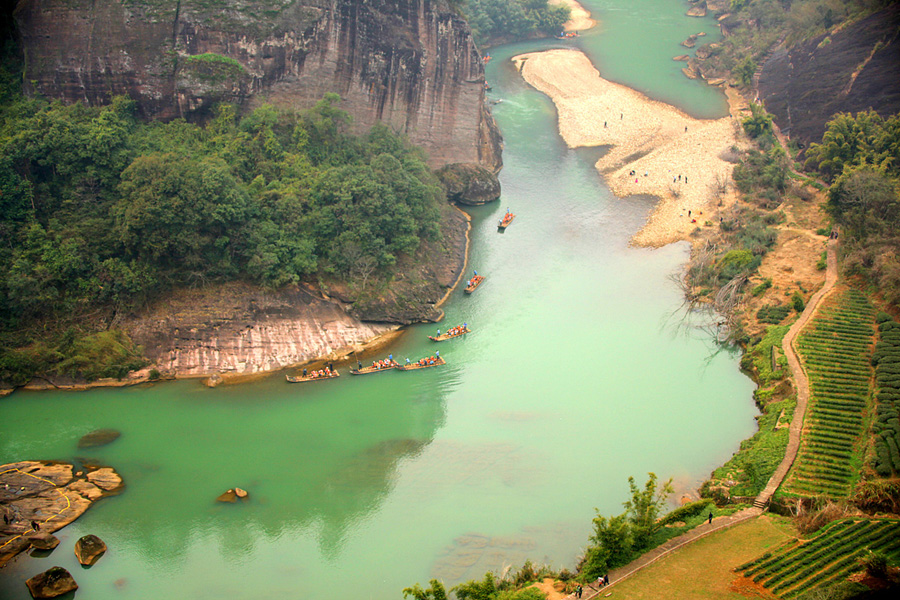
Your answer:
[0,461,123,567]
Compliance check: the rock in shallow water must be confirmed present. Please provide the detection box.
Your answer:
[74,534,107,566]
[25,566,78,598]
[27,533,60,551]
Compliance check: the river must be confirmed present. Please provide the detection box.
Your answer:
[0,2,755,598]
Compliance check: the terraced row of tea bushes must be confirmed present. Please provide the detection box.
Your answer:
[735,518,900,598]
[872,312,900,476]
[786,289,874,498]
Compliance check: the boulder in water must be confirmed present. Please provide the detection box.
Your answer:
[77,428,121,449]
[74,534,107,566]
[234,487,248,499]
[435,163,501,206]
[25,566,78,598]
[28,533,60,550]
[204,373,224,388]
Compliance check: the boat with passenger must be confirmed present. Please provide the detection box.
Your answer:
[350,358,400,375]
[498,210,515,229]
[465,274,485,294]
[429,324,470,341]
[286,366,340,383]
[396,356,446,371]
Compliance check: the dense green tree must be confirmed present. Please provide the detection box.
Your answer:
[463,0,569,45]
[403,579,449,600]
[806,111,900,182]
[0,72,446,381]
[623,472,674,550]
[742,103,774,139]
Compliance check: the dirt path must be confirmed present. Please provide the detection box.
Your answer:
[562,240,839,599]
[753,236,838,508]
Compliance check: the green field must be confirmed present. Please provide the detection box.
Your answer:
[736,518,900,597]
[785,289,875,497]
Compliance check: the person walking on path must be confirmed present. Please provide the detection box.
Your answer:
[575,584,582,598]
[708,511,713,525]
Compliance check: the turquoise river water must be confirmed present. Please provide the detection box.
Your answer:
[0,2,755,598]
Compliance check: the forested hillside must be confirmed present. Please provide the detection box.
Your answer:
[805,110,900,306]
[461,0,570,46]
[0,35,447,384]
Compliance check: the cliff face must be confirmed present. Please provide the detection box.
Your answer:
[758,4,900,148]
[122,207,468,376]
[13,0,501,170]
[124,282,397,376]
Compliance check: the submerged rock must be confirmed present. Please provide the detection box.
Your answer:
[74,534,107,566]
[216,489,237,503]
[436,163,501,206]
[25,566,78,598]
[77,428,121,449]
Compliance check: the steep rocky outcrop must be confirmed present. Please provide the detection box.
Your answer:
[435,162,501,206]
[758,4,900,148]
[13,0,502,170]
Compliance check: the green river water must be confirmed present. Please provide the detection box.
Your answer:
[0,2,755,598]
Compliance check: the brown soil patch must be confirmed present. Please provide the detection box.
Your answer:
[729,575,780,599]
[531,577,569,600]
[735,190,830,339]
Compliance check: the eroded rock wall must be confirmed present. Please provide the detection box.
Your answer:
[13,0,501,169]
[757,4,900,147]
[123,283,398,376]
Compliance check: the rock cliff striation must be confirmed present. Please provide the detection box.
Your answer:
[757,4,900,148]
[13,0,502,170]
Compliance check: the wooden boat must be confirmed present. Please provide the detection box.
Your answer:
[429,326,470,342]
[396,357,446,371]
[286,369,340,383]
[349,361,400,375]
[498,212,515,229]
[465,275,485,294]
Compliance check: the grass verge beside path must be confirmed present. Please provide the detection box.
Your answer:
[604,515,793,600]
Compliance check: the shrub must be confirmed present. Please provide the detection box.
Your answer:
[792,292,806,313]
[752,278,773,297]
[758,304,791,324]
[860,551,889,577]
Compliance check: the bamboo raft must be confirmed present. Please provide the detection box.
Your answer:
[286,370,340,383]
[429,327,470,342]
[349,361,400,375]
[465,275,485,294]
[396,357,446,371]
[498,212,515,229]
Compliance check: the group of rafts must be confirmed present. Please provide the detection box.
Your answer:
[286,208,516,383]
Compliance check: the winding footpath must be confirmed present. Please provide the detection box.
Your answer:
[572,239,838,598]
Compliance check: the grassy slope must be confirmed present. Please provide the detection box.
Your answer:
[608,515,793,600]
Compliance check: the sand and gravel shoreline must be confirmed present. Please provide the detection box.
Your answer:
[549,0,596,32]
[513,49,748,247]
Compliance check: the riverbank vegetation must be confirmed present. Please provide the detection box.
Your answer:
[0,39,446,384]
[460,0,570,47]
